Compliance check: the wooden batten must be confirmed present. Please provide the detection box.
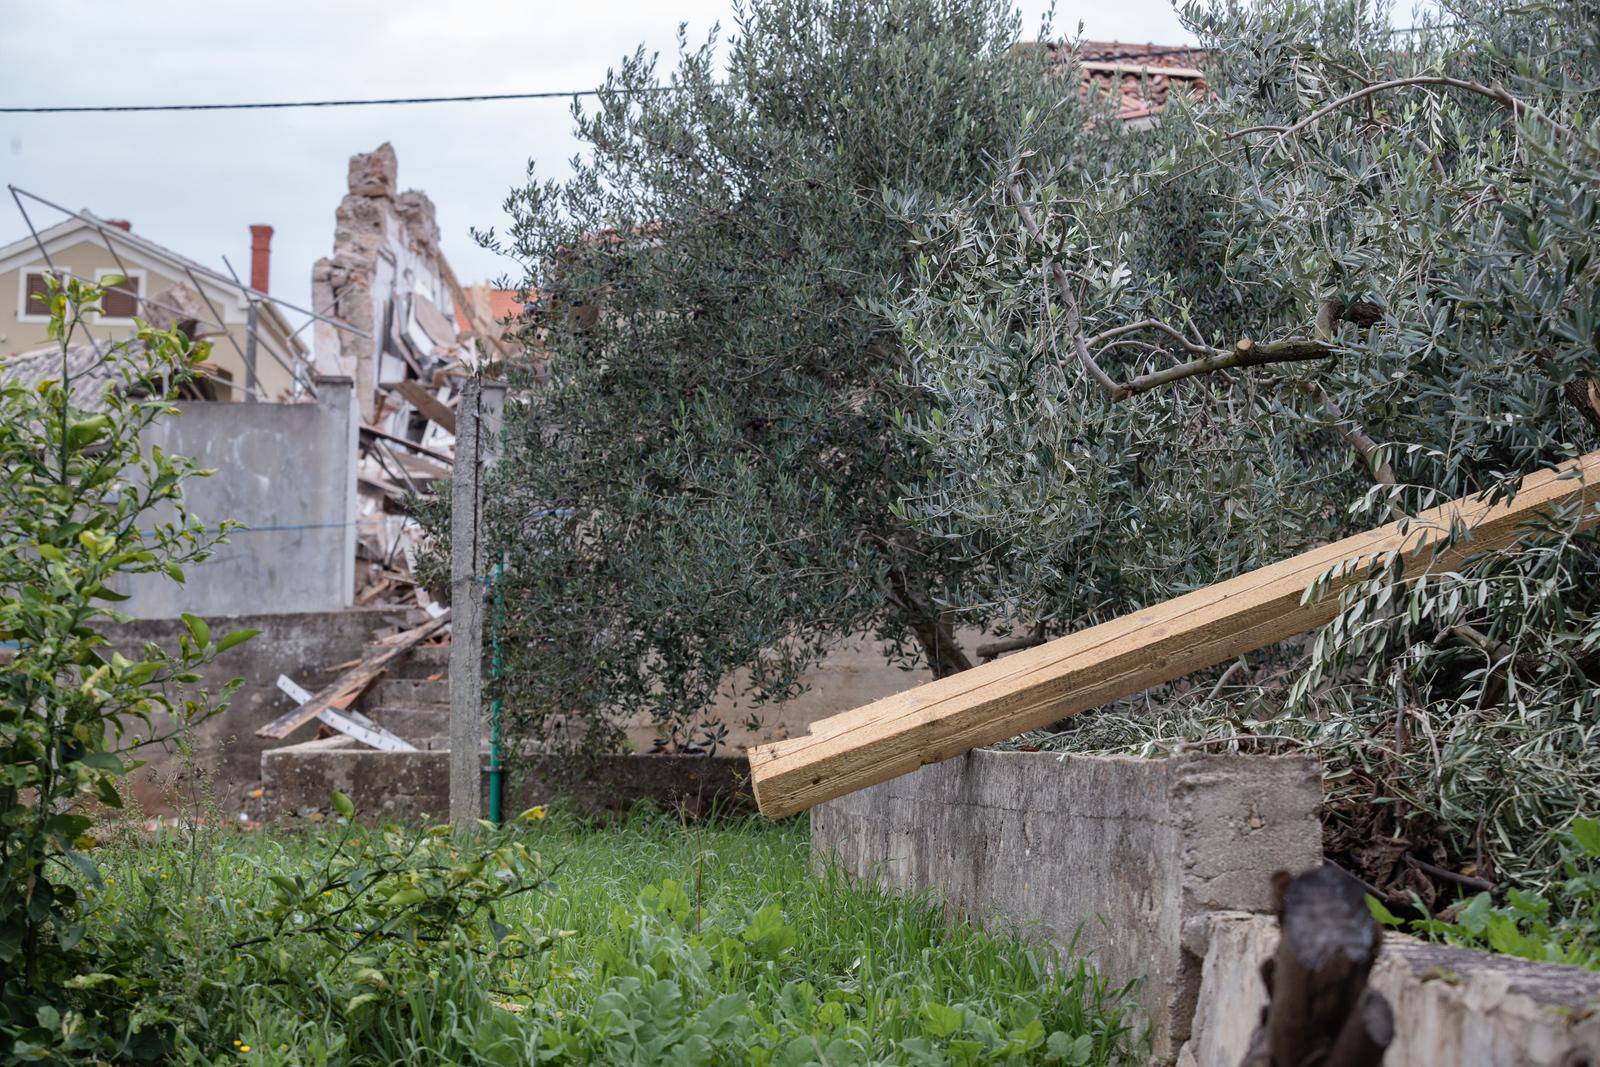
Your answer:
[749,450,1600,818]
[256,611,450,741]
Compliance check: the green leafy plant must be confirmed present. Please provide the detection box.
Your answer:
[526,868,1125,1065]
[1370,817,1600,970]
[898,0,1600,897]
[0,275,259,1058]
[73,799,552,1063]
[473,0,1146,761]
[227,797,551,1011]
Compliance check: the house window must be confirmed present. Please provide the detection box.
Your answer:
[20,269,60,320]
[93,270,143,319]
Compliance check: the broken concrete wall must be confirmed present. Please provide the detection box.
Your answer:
[311,142,464,425]
[118,377,358,618]
[1180,912,1600,1066]
[109,607,410,815]
[810,749,1324,1061]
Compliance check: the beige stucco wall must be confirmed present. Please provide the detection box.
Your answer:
[1,238,305,400]
[621,630,984,754]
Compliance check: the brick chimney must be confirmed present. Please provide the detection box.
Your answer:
[249,224,274,294]
[106,219,132,231]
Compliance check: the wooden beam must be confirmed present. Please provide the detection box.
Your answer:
[1079,60,1206,79]
[393,378,457,435]
[360,423,454,466]
[749,450,1600,818]
[256,612,450,740]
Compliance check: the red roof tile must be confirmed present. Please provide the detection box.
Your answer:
[1031,39,1207,122]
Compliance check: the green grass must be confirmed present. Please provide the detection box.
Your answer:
[82,810,1137,1065]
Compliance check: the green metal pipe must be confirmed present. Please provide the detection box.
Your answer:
[486,563,506,825]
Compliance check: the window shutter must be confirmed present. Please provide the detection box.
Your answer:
[23,272,50,316]
[101,274,141,318]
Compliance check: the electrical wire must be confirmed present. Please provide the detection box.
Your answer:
[0,19,1458,116]
[0,86,682,114]
[1,43,1223,115]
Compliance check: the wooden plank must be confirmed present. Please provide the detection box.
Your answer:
[359,423,454,466]
[749,450,1600,818]
[1079,60,1206,79]
[275,674,417,752]
[255,612,450,740]
[393,378,457,435]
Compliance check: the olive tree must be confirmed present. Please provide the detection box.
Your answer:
[482,0,1143,753]
[900,0,1600,892]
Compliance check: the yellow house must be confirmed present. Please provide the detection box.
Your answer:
[0,211,311,400]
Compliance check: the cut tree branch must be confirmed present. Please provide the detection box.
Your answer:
[1006,170,1336,400]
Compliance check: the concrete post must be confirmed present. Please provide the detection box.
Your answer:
[448,378,506,827]
[314,374,357,609]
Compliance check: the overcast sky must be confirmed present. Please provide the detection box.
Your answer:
[0,1,1193,314]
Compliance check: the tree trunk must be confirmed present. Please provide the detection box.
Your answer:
[886,567,974,679]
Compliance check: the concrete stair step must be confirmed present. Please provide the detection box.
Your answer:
[374,642,451,680]
[362,705,449,742]
[363,677,449,708]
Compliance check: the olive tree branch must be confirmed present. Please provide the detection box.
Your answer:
[1006,169,1336,399]
[976,620,1047,662]
[1230,74,1581,149]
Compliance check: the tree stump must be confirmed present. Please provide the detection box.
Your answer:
[1240,866,1394,1067]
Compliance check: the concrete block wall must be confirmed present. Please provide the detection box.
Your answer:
[111,607,409,813]
[810,750,1324,1060]
[1181,912,1600,1065]
[119,375,358,618]
[260,741,753,822]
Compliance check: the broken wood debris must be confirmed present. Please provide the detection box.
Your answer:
[749,448,1600,818]
[256,611,450,740]
[275,674,416,752]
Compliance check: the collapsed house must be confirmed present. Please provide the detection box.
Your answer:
[309,142,524,612]
[0,149,526,811]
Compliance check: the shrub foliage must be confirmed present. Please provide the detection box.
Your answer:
[480,0,1142,755]
[900,0,1600,895]
[0,277,248,1055]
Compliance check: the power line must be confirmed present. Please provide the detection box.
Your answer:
[0,86,684,114]
[1,42,1239,116]
[0,42,1236,116]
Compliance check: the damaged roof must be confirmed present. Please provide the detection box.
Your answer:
[1032,39,1207,123]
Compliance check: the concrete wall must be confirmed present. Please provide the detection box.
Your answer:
[120,376,358,618]
[110,607,409,814]
[1180,912,1600,1066]
[261,742,752,823]
[617,630,984,755]
[811,750,1324,1061]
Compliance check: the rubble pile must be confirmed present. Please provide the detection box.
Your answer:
[309,143,521,611]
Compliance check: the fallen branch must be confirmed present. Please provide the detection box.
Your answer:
[1405,853,1495,894]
